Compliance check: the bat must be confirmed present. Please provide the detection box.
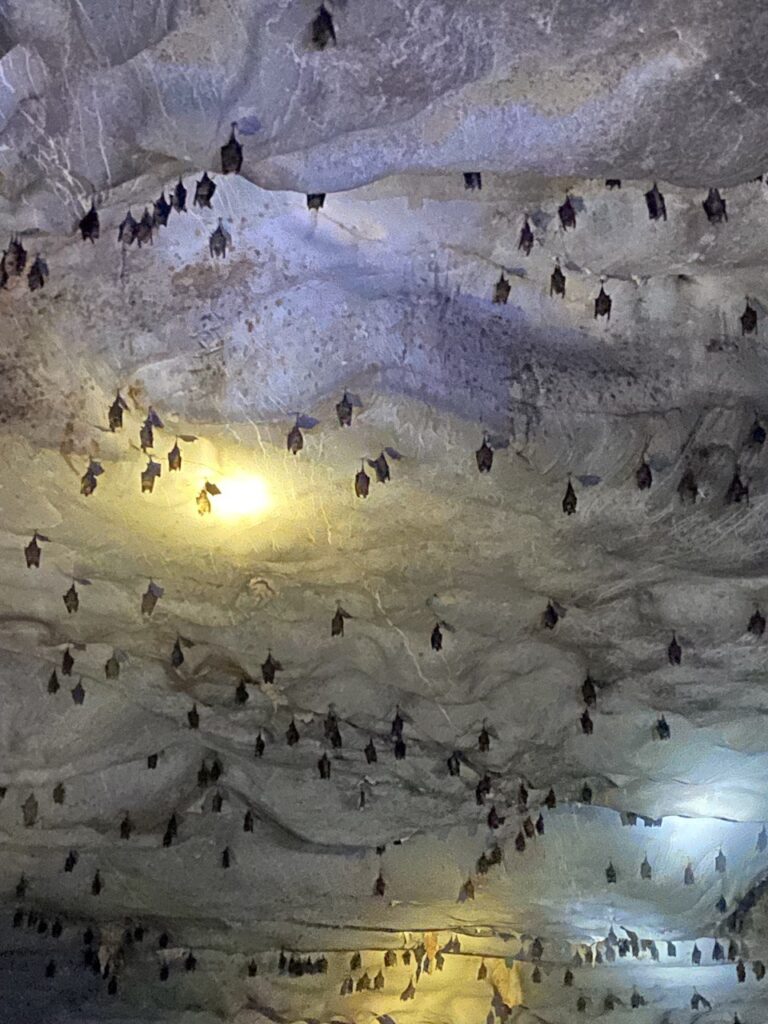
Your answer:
[79,201,99,242]
[235,678,249,703]
[187,703,199,729]
[287,420,304,454]
[243,810,254,832]
[306,192,326,211]
[62,647,74,675]
[544,787,556,808]
[153,192,171,227]
[581,783,592,803]
[684,862,695,885]
[594,282,612,319]
[48,669,60,693]
[336,391,353,426]
[447,751,460,775]
[725,467,749,503]
[715,848,726,873]
[185,952,197,972]
[141,458,161,492]
[518,218,534,255]
[220,123,243,174]
[749,415,766,445]
[355,461,370,497]
[140,418,154,451]
[120,814,132,839]
[463,172,482,190]
[331,604,352,636]
[105,653,120,679]
[550,259,566,297]
[147,753,158,768]
[171,178,187,213]
[22,794,38,826]
[542,601,559,628]
[431,623,443,650]
[118,210,137,245]
[677,467,698,503]
[262,650,283,684]
[492,271,510,304]
[254,732,265,757]
[63,583,79,613]
[25,531,49,568]
[394,736,406,759]
[365,738,377,763]
[741,299,757,335]
[311,4,336,48]
[209,219,229,258]
[562,478,577,514]
[368,452,390,482]
[27,254,49,291]
[167,442,182,471]
[606,861,616,883]
[194,172,216,209]
[318,752,331,778]
[748,607,766,636]
[668,633,681,664]
[702,187,727,223]
[558,194,576,230]
[135,208,154,247]
[582,675,596,705]
[286,718,300,745]
[80,459,104,496]
[644,182,667,221]
[71,680,85,704]
[478,724,490,751]
[108,391,128,431]
[636,457,652,489]
[142,580,163,615]
[197,488,212,515]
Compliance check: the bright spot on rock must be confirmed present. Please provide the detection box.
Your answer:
[204,473,270,520]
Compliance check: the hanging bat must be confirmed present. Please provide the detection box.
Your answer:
[463,172,482,190]
[194,172,217,208]
[644,182,667,221]
[79,201,100,242]
[118,210,137,245]
[606,861,616,883]
[544,787,556,808]
[562,478,577,514]
[684,862,695,885]
[741,299,757,334]
[478,724,490,752]
[221,122,243,174]
[394,736,406,759]
[493,272,510,304]
[331,604,352,636]
[594,282,612,319]
[25,531,51,568]
[306,193,326,210]
[431,622,443,650]
[255,732,265,757]
[702,187,727,223]
[159,962,169,981]
[712,939,724,962]
[71,679,85,704]
[153,192,171,227]
[355,461,370,497]
[677,467,698,503]
[582,675,596,705]
[167,442,182,471]
[22,794,38,826]
[580,708,593,734]
[636,457,652,489]
[221,847,231,868]
[640,855,652,879]
[374,969,385,988]
[187,703,199,729]
[558,194,576,230]
[62,647,74,675]
[550,259,566,297]
[518,218,534,256]
[318,752,331,778]
[262,650,283,684]
[542,600,559,628]
[120,814,132,839]
[749,415,766,445]
[748,607,766,636]
[235,678,249,703]
[105,653,120,679]
[287,419,304,454]
[447,750,460,775]
[142,580,163,615]
[135,208,154,247]
[209,219,229,258]
[605,179,621,189]
[243,809,254,832]
[365,737,377,763]
[63,582,79,613]
[197,488,212,515]
[147,753,158,768]
[726,467,749,503]
[27,254,49,291]
[656,714,670,739]
[171,178,187,212]
[715,848,726,873]
[80,459,104,496]
[581,782,592,803]
[286,718,300,745]
[311,4,336,47]
[141,458,161,492]
[368,452,390,482]
[336,391,353,426]
[210,757,222,781]
[715,895,727,913]
[667,633,681,664]
[48,669,60,693]
[184,951,197,973]
[108,391,128,431]
[476,435,493,472]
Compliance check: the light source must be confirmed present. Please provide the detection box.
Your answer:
[202,472,270,520]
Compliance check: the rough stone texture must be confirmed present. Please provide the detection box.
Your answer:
[3,2,768,1023]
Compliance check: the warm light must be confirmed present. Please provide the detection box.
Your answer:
[205,473,270,520]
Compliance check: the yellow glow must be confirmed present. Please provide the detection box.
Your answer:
[203,473,271,520]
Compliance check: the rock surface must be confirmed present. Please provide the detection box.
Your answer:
[2,2,768,1022]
